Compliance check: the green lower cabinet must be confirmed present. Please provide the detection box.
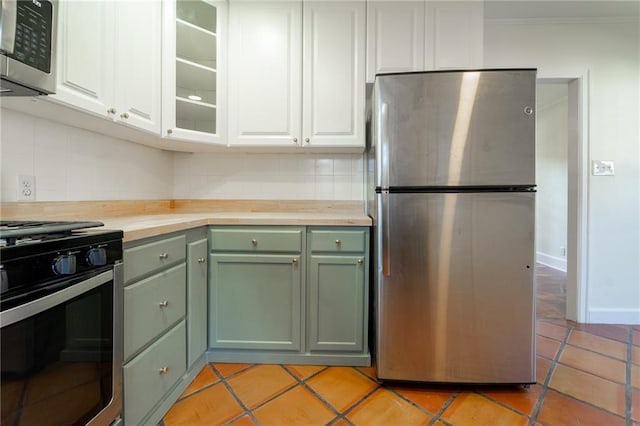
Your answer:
[308,255,365,352]
[187,239,208,368]
[209,253,302,351]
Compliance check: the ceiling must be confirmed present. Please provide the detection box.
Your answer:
[484,1,640,20]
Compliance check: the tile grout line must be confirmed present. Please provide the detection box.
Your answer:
[626,326,633,426]
[528,322,574,425]
[429,391,459,426]
[211,364,262,426]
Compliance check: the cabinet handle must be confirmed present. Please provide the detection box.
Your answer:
[251,238,258,246]
[292,258,298,264]
[158,367,169,374]
[107,107,117,114]
[357,259,363,265]
[198,257,206,264]
[120,112,130,119]
[335,239,341,245]
[159,300,169,308]
[292,137,298,144]
[159,253,169,260]
[305,138,310,144]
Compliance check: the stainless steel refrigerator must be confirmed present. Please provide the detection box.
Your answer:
[366,69,537,384]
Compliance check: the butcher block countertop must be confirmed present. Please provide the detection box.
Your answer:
[0,200,372,242]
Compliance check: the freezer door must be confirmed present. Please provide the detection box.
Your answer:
[374,70,536,188]
[375,192,535,383]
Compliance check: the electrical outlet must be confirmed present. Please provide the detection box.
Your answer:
[17,175,36,201]
[592,160,615,176]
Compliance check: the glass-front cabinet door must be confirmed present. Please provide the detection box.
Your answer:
[162,0,226,145]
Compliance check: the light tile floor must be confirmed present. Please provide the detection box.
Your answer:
[160,265,640,425]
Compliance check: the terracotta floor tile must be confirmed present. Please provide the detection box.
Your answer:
[331,418,352,426]
[537,335,561,360]
[347,388,431,425]
[537,321,568,341]
[537,390,626,426]
[253,385,335,425]
[357,365,377,380]
[631,365,640,389]
[633,346,640,365]
[440,393,528,426]
[213,363,253,378]
[227,365,296,409]
[306,367,377,412]
[633,389,640,422]
[482,384,542,416]
[228,415,256,426]
[548,364,626,416]
[568,330,627,360]
[285,364,326,380]
[536,356,552,384]
[164,382,243,426]
[558,344,627,383]
[573,323,631,343]
[180,365,219,398]
[390,385,454,414]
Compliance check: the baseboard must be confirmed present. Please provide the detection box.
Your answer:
[587,308,640,325]
[536,252,567,272]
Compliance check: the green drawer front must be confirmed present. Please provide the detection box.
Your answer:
[124,321,186,426]
[124,235,186,283]
[124,263,186,360]
[209,228,303,252]
[309,229,366,253]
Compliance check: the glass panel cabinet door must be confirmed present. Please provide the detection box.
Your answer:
[162,0,226,145]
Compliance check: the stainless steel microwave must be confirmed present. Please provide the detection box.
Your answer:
[0,0,57,96]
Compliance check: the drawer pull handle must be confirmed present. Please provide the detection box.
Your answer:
[292,258,298,264]
[357,259,363,265]
[251,239,258,246]
[159,253,169,260]
[159,367,169,374]
[335,240,341,245]
[159,300,169,308]
[198,257,206,264]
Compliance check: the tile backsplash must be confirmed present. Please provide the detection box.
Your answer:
[1,109,365,202]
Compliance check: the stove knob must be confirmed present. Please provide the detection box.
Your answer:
[52,255,76,275]
[86,248,107,266]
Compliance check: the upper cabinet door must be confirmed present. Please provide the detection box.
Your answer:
[366,1,425,82]
[425,1,484,69]
[161,0,227,145]
[228,1,302,147]
[53,0,114,116]
[115,0,161,133]
[302,1,365,148]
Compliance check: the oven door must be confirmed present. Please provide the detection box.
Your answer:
[0,264,122,426]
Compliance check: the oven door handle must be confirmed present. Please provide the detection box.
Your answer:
[0,270,113,328]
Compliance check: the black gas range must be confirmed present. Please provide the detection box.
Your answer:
[0,220,124,426]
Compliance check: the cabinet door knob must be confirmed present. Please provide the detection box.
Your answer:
[293,137,298,144]
[292,258,298,264]
[335,239,341,245]
[305,138,310,144]
[107,107,117,114]
[167,129,173,135]
[159,253,169,260]
[357,259,363,265]
[198,257,206,264]
[159,300,169,308]
[120,112,130,119]
[251,238,258,246]
[158,367,169,374]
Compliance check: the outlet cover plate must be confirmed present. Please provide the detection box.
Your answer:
[17,175,36,201]
[592,160,614,176]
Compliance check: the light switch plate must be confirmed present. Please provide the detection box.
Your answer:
[592,160,615,176]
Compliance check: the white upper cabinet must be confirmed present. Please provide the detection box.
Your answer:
[53,0,161,134]
[228,0,365,149]
[228,1,302,147]
[162,0,227,145]
[365,0,484,83]
[366,1,425,81]
[302,1,365,148]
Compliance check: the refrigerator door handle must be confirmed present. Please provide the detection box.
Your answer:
[382,191,391,276]
[379,102,389,190]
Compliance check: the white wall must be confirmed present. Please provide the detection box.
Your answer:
[536,84,569,272]
[0,108,174,201]
[173,152,364,200]
[485,17,640,322]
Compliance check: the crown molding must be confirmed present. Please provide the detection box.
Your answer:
[486,16,639,25]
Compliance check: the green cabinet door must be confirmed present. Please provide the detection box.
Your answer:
[187,238,208,368]
[308,255,366,352]
[209,253,302,351]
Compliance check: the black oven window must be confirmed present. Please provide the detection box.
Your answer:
[0,282,114,425]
